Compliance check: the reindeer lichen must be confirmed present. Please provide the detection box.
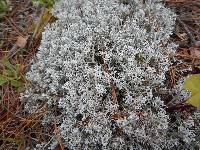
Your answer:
[22,0,199,149]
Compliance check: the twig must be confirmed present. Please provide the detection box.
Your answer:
[8,44,18,58]
[177,18,196,45]
[43,135,55,149]
[4,17,24,37]
[27,7,45,49]
[54,120,64,150]
[102,63,118,103]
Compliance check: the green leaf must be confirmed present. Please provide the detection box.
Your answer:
[10,80,24,88]
[184,74,200,95]
[16,86,26,92]
[4,69,15,77]
[0,74,9,86]
[187,92,200,108]
[0,136,25,146]
[0,0,9,13]
[32,0,55,8]
[1,58,15,73]
[15,64,21,77]
[0,41,4,48]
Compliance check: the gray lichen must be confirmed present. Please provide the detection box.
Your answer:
[21,0,199,149]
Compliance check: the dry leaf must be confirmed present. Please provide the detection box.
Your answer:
[194,41,200,48]
[16,36,28,48]
[111,85,118,103]
[111,111,128,120]
[116,126,124,136]
[191,48,200,58]
[190,46,200,67]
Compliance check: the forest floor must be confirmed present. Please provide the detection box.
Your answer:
[0,0,199,149]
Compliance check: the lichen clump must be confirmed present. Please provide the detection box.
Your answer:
[22,0,199,149]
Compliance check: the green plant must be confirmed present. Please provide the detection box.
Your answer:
[0,0,9,18]
[0,58,25,91]
[184,74,200,108]
[0,136,25,147]
[32,0,56,8]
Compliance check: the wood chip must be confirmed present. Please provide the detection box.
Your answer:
[16,36,28,48]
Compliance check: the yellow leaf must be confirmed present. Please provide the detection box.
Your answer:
[187,92,200,108]
[184,74,200,95]
[33,9,57,38]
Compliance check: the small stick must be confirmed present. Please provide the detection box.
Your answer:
[177,18,196,45]
[54,120,64,150]
[27,7,45,49]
